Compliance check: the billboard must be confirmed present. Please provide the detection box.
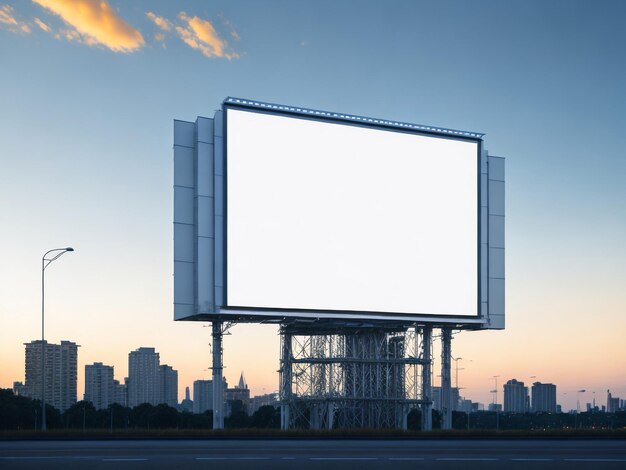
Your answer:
[173,98,505,328]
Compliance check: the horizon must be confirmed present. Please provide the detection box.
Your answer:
[1,0,625,414]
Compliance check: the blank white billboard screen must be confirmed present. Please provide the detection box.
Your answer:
[226,108,479,316]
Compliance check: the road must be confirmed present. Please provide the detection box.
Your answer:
[1,439,625,468]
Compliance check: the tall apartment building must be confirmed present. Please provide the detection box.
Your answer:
[503,379,528,413]
[432,386,460,412]
[127,347,160,407]
[193,379,213,414]
[531,382,557,413]
[24,340,79,412]
[126,347,178,407]
[113,379,127,407]
[159,364,178,407]
[84,362,114,410]
[607,390,621,413]
[12,381,29,396]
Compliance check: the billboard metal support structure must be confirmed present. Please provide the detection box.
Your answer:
[212,321,224,430]
[421,326,433,431]
[280,329,292,430]
[441,328,453,430]
[279,325,427,430]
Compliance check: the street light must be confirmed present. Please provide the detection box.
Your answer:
[41,247,74,431]
[575,389,586,429]
[492,375,500,432]
[452,357,464,389]
[576,389,586,413]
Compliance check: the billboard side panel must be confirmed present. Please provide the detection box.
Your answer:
[480,148,489,321]
[196,117,215,314]
[174,120,197,320]
[213,111,225,308]
[487,155,505,329]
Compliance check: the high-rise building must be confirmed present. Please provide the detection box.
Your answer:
[159,364,178,407]
[432,386,460,412]
[84,362,114,410]
[503,379,528,413]
[249,392,279,414]
[12,381,28,396]
[193,379,213,413]
[607,390,620,413]
[225,372,250,416]
[113,379,127,407]
[531,382,557,413]
[488,403,502,412]
[24,340,79,412]
[180,386,193,412]
[127,347,160,407]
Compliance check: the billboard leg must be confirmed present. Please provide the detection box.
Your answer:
[280,329,292,430]
[421,326,433,432]
[212,321,224,430]
[441,328,452,430]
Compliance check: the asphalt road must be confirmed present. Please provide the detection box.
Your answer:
[1,439,625,469]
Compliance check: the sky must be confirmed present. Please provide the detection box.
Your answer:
[0,0,625,413]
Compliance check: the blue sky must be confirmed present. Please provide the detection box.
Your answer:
[1,0,625,410]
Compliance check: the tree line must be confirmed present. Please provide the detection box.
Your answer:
[2,389,624,431]
[0,389,279,430]
[405,409,626,431]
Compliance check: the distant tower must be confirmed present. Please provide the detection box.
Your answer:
[84,362,115,410]
[607,389,620,413]
[503,379,528,413]
[159,364,178,407]
[531,382,557,413]
[237,371,247,389]
[127,347,160,407]
[193,380,213,413]
[24,340,79,412]
[225,372,250,416]
[180,385,193,412]
[113,379,127,407]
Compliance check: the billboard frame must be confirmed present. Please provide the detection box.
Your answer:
[173,97,505,330]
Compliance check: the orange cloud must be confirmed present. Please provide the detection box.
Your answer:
[0,4,30,33]
[34,17,50,32]
[219,15,240,42]
[176,12,238,59]
[32,0,144,52]
[146,11,171,32]
[0,5,17,25]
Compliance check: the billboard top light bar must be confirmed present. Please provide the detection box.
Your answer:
[224,97,485,140]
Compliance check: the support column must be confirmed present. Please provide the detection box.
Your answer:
[212,321,224,430]
[441,327,452,430]
[280,330,292,430]
[421,326,432,431]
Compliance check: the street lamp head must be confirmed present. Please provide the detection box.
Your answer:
[65,247,74,252]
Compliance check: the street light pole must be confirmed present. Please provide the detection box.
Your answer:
[452,357,463,389]
[492,375,500,432]
[41,247,74,432]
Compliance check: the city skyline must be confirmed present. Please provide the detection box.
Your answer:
[11,338,624,414]
[1,0,625,412]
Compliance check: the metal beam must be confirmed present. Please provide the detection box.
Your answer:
[421,326,433,431]
[280,330,292,430]
[212,321,224,429]
[441,328,452,430]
